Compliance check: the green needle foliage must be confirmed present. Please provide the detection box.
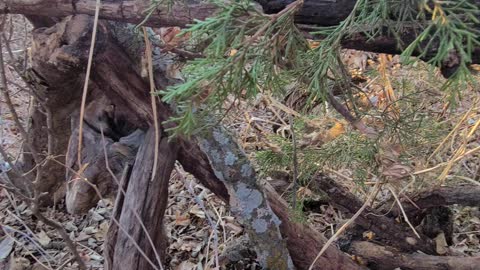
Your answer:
[160,0,308,136]
[155,0,480,136]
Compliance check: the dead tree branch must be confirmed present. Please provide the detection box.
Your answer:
[349,241,480,270]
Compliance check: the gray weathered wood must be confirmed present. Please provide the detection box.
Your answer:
[197,125,293,269]
[110,128,177,270]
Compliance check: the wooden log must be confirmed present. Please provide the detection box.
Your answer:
[377,184,480,231]
[0,0,357,28]
[314,174,437,254]
[264,183,366,270]
[27,15,363,269]
[3,0,480,71]
[349,241,480,270]
[110,128,177,270]
[399,185,480,217]
[1,0,217,28]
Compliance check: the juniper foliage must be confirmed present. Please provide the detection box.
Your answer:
[156,0,479,136]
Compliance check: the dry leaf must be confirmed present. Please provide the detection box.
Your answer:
[381,164,412,179]
[37,231,51,247]
[297,187,313,199]
[0,236,14,260]
[307,40,320,50]
[155,27,189,47]
[470,216,480,224]
[362,231,375,240]
[229,49,238,56]
[9,256,30,270]
[325,121,346,142]
[225,222,243,234]
[179,241,200,252]
[76,231,90,242]
[189,205,206,219]
[175,212,191,226]
[435,232,448,255]
[95,221,109,241]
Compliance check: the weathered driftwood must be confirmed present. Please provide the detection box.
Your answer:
[109,128,177,270]
[349,241,480,270]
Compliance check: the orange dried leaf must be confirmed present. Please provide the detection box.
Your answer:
[362,231,375,240]
[307,40,320,49]
[325,121,346,141]
[229,49,238,56]
[175,212,191,226]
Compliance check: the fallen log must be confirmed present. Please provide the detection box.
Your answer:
[399,185,480,217]
[349,241,480,270]
[0,0,360,28]
[197,125,293,269]
[3,0,480,71]
[0,0,217,28]
[376,184,480,235]
[314,174,437,255]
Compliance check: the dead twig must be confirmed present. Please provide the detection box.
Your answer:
[142,27,160,184]
[77,0,101,167]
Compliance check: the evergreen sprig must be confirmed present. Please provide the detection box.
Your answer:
[160,0,307,136]
[154,0,479,136]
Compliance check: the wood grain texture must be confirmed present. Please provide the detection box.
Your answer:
[111,128,177,270]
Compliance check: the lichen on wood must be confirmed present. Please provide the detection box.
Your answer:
[198,125,293,269]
